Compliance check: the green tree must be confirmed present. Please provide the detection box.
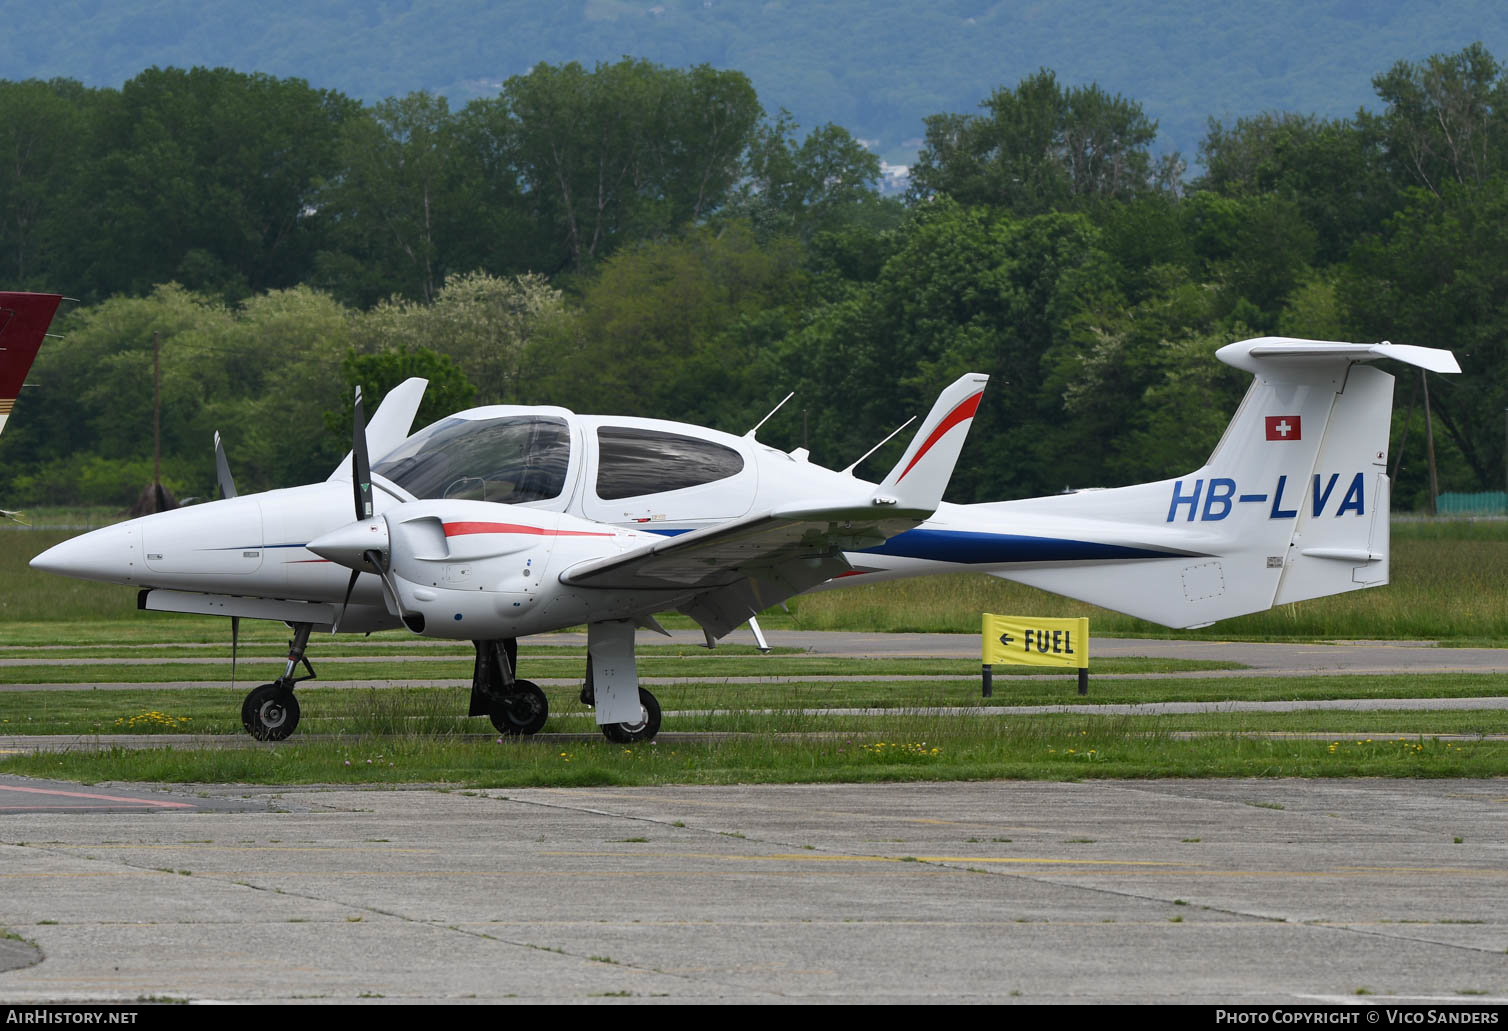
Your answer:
[1367,42,1508,197]
[1340,175,1508,496]
[0,79,96,289]
[1198,112,1393,264]
[74,67,359,301]
[909,70,1169,215]
[732,113,887,239]
[779,198,1125,500]
[522,223,808,428]
[484,59,763,272]
[332,345,475,438]
[317,92,467,306]
[351,271,569,404]
[0,284,356,504]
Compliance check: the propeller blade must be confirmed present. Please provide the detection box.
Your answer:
[230,616,239,687]
[213,431,238,500]
[364,547,423,634]
[334,568,361,633]
[364,547,400,615]
[352,385,372,521]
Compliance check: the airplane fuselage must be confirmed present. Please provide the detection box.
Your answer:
[39,404,1192,633]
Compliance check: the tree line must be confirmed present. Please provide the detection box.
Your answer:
[2,46,1505,511]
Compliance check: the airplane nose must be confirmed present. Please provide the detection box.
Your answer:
[30,522,143,584]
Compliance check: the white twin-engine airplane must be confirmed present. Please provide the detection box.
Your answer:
[31,336,1458,743]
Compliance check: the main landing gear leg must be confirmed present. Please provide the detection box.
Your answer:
[470,638,547,736]
[241,621,314,741]
[586,619,661,743]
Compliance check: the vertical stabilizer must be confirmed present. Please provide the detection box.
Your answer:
[0,293,63,439]
[875,373,989,512]
[971,339,1457,627]
[328,376,430,480]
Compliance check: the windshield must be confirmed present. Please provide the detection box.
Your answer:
[373,415,572,504]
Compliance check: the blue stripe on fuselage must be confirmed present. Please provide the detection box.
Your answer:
[860,529,1190,564]
[645,525,1187,564]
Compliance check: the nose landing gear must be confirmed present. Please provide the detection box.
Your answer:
[240,622,315,741]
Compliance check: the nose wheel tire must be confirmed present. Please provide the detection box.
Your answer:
[242,684,301,741]
[601,688,660,743]
[489,680,549,736]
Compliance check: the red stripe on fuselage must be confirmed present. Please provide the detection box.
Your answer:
[897,392,982,482]
[443,521,614,539]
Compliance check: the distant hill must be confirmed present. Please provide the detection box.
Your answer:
[12,0,1508,164]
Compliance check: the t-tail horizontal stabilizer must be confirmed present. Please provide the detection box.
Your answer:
[971,338,1457,628]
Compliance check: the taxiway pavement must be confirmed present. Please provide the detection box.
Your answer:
[1,777,1506,1005]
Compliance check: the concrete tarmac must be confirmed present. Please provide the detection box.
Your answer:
[1,777,1506,1005]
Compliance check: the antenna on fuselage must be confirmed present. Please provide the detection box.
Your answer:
[744,391,794,440]
[840,416,917,477]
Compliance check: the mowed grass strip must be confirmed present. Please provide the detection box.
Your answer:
[0,641,800,658]
[0,655,1237,685]
[3,713,1502,786]
[3,674,1506,736]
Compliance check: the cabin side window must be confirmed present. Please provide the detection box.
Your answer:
[594,427,745,501]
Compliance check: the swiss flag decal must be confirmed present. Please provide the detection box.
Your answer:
[1265,415,1301,441]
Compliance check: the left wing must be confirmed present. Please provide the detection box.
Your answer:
[560,501,918,638]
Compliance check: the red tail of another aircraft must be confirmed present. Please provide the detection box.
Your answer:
[0,292,63,438]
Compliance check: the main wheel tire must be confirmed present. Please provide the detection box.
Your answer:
[601,688,661,743]
[242,684,301,741]
[489,679,548,736]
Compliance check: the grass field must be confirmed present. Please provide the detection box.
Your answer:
[3,713,1498,786]
[2,659,1505,784]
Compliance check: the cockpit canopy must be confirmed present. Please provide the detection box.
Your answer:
[373,415,572,504]
[372,410,753,517]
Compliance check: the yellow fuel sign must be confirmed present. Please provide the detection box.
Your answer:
[982,614,1089,669]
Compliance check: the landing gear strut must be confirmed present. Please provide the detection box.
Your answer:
[241,622,314,741]
[470,638,549,736]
